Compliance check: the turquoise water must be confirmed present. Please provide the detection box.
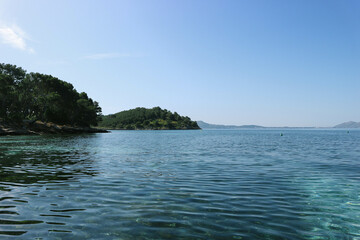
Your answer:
[0,129,360,239]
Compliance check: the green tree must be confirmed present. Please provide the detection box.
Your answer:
[0,63,102,127]
[0,64,26,122]
[99,107,200,130]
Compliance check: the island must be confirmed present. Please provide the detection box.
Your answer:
[0,63,106,135]
[99,107,200,130]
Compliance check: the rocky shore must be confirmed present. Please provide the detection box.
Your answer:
[0,121,108,136]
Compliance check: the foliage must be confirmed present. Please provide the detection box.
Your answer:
[99,107,200,130]
[0,63,102,127]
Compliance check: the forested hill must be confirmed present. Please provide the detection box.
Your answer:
[0,63,102,127]
[99,107,200,130]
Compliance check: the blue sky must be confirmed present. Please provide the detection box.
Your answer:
[0,0,359,127]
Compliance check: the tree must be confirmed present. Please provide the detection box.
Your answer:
[0,64,26,122]
[99,107,200,130]
[0,63,102,127]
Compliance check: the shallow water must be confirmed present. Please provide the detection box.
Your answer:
[0,129,360,239]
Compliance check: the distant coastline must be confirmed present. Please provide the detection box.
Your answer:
[197,121,360,129]
[197,121,264,130]
[333,121,360,128]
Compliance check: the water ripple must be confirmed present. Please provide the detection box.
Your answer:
[0,130,360,239]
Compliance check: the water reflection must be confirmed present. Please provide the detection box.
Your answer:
[0,130,360,239]
[0,135,98,184]
[0,134,99,237]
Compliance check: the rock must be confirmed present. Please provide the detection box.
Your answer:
[0,121,108,136]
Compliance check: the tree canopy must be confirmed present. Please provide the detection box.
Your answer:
[99,107,200,130]
[0,63,102,127]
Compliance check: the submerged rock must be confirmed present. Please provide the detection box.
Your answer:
[0,121,108,136]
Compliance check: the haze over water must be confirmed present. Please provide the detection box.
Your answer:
[1,129,360,239]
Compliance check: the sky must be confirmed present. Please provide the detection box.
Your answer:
[0,0,359,127]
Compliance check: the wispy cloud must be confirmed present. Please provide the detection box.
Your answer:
[81,52,143,60]
[35,60,69,66]
[82,53,132,60]
[0,23,34,53]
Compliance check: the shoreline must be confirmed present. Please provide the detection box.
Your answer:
[0,121,108,136]
[103,127,201,131]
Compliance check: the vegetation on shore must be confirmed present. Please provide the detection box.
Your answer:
[0,63,199,133]
[0,63,102,127]
[99,107,200,130]
[0,121,108,136]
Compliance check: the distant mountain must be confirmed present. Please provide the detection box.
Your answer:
[197,121,264,129]
[334,121,360,128]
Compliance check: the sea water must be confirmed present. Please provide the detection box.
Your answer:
[0,129,360,239]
